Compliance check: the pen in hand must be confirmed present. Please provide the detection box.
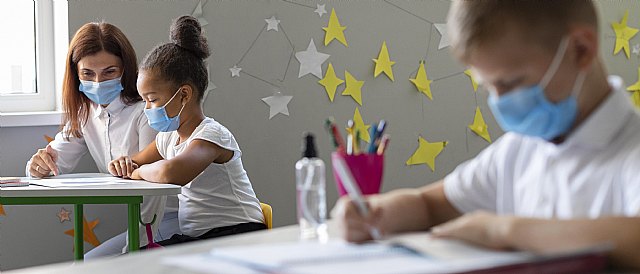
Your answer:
[334,156,382,240]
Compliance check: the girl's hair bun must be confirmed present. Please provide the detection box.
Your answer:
[169,15,210,59]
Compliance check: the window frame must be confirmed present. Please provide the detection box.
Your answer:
[0,0,68,116]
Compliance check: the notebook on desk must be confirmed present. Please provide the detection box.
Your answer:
[162,232,609,274]
[0,177,30,187]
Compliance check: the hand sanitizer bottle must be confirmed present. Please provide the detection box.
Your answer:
[295,133,327,240]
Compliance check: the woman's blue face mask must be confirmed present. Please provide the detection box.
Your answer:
[79,77,123,105]
[143,88,185,132]
[487,37,587,140]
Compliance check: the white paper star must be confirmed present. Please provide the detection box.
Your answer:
[202,65,217,104]
[229,65,242,77]
[265,16,280,31]
[191,1,209,27]
[633,44,640,56]
[262,92,293,119]
[434,23,450,50]
[314,4,327,17]
[295,39,330,79]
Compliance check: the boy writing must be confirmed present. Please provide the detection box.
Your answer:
[336,0,640,269]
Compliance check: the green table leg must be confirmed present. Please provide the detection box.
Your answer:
[74,204,84,261]
[128,202,140,252]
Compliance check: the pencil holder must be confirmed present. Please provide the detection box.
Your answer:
[331,152,384,197]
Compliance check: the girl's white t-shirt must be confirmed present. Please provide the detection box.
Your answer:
[156,117,264,237]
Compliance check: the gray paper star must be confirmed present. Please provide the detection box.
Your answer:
[265,16,280,31]
[191,1,209,27]
[295,39,330,79]
[314,4,327,17]
[229,65,242,77]
[262,92,293,119]
[434,23,450,50]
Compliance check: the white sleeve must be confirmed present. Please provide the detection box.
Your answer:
[25,127,89,176]
[443,137,508,214]
[622,145,640,216]
[194,123,242,162]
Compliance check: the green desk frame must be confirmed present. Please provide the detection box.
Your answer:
[0,196,143,261]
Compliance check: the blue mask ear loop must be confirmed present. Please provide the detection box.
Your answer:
[539,37,571,90]
[164,87,187,118]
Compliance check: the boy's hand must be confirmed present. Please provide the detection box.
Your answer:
[29,144,59,178]
[108,156,138,179]
[431,211,515,250]
[332,196,384,243]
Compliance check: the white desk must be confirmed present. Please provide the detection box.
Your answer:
[7,224,303,274]
[5,221,613,274]
[0,173,181,261]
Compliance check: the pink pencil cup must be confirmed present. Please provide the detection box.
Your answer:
[331,152,384,197]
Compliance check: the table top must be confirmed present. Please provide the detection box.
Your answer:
[0,173,181,197]
[8,224,306,274]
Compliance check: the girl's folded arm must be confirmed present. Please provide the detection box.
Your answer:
[136,139,232,185]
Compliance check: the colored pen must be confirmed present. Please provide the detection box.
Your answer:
[325,118,346,152]
[333,155,382,240]
[367,122,378,153]
[324,119,340,149]
[346,132,353,155]
[354,129,361,155]
[377,134,390,155]
[373,120,387,150]
[347,120,355,155]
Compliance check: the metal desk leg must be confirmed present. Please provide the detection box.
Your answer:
[128,202,140,252]
[74,204,84,260]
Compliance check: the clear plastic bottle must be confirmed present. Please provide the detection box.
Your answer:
[295,133,327,240]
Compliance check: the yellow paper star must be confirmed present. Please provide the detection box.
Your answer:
[373,41,395,81]
[342,70,365,105]
[346,107,371,143]
[627,67,640,92]
[612,10,639,59]
[409,61,433,100]
[64,216,101,247]
[318,63,344,102]
[0,204,5,216]
[468,107,492,143]
[406,136,448,172]
[464,69,478,92]
[632,91,640,108]
[323,8,348,47]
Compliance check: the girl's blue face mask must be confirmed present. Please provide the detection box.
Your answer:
[79,77,124,105]
[487,37,587,141]
[143,88,185,132]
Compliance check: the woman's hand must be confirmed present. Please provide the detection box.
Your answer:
[108,156,138,179]
[431,211,515,250]
[29,144,59,178]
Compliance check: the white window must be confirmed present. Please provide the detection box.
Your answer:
[0,0,68,113]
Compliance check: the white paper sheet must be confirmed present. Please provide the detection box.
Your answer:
[29,177,133,188]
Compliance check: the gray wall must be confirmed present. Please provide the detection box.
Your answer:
[1,0,639,270]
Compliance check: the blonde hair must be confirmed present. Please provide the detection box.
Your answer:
[447,0,598,62]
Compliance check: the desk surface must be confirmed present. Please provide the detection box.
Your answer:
[0,173,181,197]
[8,224,305,274]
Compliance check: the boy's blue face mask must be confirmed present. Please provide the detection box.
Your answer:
[487,37,587,141]
[79,77,124,105]
[144,88,185,132]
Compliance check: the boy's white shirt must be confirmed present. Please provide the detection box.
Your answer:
[445,76,640,218]
[156,117,264,237]
[25,97,170,247]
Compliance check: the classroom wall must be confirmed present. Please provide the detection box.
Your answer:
[0,0,639,270]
